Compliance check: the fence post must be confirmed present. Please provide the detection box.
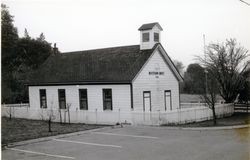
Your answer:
[158,110,161,125]
[75,108,78,123]
[178,108,181,124]
[143,111,145,122]
[9,105,12,119]
[194,107,197,122]
[59,109,62,124]
[26,103,29,112]
[118,108,121,124]
[12,105,14,119]
[95,108,98,124]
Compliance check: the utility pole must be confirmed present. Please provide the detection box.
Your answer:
[203,34,208,95]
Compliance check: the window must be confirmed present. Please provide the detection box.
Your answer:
[58,89,66,109]
[39,89,47,108]
[143,91,151,112]
[79,89,88,110]
[154,33,159,42]
[142,32,150,42]
[103,89,112,110]
[164,90,172,110]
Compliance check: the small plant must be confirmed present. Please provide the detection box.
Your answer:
[46,101,56,132]
[66,103,71,124]
[5,105,13,120]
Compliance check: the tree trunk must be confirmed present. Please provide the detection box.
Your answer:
[48,118,52,132]
[212,105,217,125]
[68,108,70,124]
[64,110,66,124]
[59,109,62,124]
[9,106,12,120]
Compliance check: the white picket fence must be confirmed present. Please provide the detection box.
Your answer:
[132,103,233,125]
[1,103,234,125]
[180,102,224,109]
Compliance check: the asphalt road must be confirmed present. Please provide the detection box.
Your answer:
[2,126,250,160]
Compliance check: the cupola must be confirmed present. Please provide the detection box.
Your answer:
[138,22,163,50]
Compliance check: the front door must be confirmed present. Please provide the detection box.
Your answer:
[164,90,172,110]
[143,91,151,112]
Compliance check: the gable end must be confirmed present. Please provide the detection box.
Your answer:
[132,44,183,82]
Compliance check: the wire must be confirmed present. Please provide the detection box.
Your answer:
[239,0,250,6]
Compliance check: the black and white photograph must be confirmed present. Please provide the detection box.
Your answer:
[1,0,250,159]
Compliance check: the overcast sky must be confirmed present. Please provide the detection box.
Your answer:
[3,0,250,67]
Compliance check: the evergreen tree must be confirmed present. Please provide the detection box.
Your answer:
[37,33,45,42]
[183,63,206,94]
[1,4,54,103]
[1,4,19,103]
[24,28,30,39]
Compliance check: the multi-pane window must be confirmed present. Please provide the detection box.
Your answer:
[39,89,47,108]
[58,89,66,109]
[142,32,150,42]
[154,33,159,42]
[79,89,88,110]
[103,89,112,110]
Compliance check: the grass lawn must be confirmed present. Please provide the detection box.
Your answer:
[176,112,250,127]
[1,117,108,146]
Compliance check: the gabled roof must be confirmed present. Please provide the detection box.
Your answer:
[29,43,183,86]
[138,22,163,31]
[28,44,158,85]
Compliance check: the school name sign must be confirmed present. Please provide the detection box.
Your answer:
[149,71,164,78]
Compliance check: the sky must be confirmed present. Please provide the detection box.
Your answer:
[2,0,250,67]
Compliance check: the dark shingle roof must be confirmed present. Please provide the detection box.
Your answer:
[138,22,163,31]
[29,44,158,85]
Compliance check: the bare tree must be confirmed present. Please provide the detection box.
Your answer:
[59,108,62,124]
[66,103,71,124]
[5,105,13,120]
[38,107,45,120]
[200,71,219,125]
[197,39,249,103]
[46,107,55,132]
[41,101,56,132]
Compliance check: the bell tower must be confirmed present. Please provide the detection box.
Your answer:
[138,22,163,50]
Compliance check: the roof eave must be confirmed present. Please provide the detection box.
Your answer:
[157,44,183,82]
[138,22,163,31]
[27,81,132,86]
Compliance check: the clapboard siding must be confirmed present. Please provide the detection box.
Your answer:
[132,49,180,112]
[29,84,131,112]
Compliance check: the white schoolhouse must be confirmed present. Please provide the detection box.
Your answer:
[28,23,183,125]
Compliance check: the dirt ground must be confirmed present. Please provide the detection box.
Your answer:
[1,117,107,146]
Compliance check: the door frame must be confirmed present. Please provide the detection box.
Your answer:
[164,90,172,111]
[143,91,151,112]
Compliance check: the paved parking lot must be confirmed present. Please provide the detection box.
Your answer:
[2,126,250,160]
